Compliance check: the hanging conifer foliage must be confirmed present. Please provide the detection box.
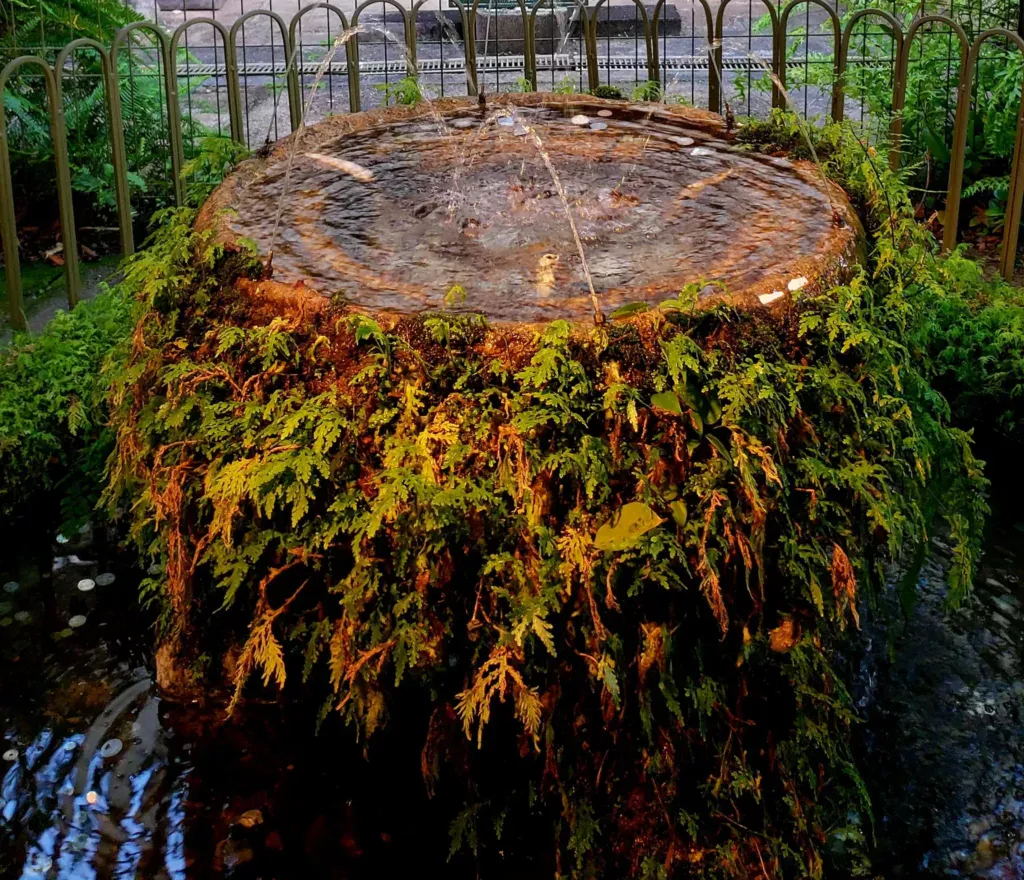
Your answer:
[103,119,988,876]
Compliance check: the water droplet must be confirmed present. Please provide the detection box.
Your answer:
[589,121,608,131]
[95,573,115,587]
[787,276,808,292]
[3,749,18,762]
[56,534,69,545]
[14,611,30,624]
[570,115,590,126]
[78,578,96,593]
[497,116,515,126]
[86,790,99,805]
[691,147,715,157]
[759,291,785,305]
[99,738,123,758]
[68,615,87,629]
[3,581,18,594]
[597,109,613,118]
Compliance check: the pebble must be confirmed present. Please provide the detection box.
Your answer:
[14,611,30,623]
[759,291,785,305]
[570,114,590,125]
[589,121,608,131]
[0,601,11,615]
[95,573,115,587]
[0,617,11,627]
[85,790,99,805]
[691,147,715,157]
[497,116,515,126]
[788,276,809,292]
[985,577,1006,590]
[452,118,476,129]
[3,581,18,594]
[512,125,528,137]
[597,109,613,117]
[100,738,123,758]
[68,615,87,629]
[3,749,18,762]
[147,562,162,576]
[56,534,69,545]
[78,578,96,592]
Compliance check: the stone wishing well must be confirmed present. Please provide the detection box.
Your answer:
[200,94,861,324]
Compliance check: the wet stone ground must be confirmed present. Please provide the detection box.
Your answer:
[0,524,533,878]
[4,511,1024,877]
[861,516,1024,878]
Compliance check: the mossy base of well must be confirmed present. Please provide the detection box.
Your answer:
[102,115,988,877]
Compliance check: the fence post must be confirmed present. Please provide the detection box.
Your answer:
[943,29,1024,283]
[712,0,779,116]
[0,57,81,329]
[892,17,969,173]
[229,10,300,142]
[836,9,904,126]
[778,1,841,118]
[170,19,240,153]
[112,23,184,208]
[55,39,134,257]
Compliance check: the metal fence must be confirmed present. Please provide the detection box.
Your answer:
[1,0,1023,331]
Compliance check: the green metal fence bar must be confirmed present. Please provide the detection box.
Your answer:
[0,56,81,332]
[892,16,971,175]
[778,0,841,119]
[650,0,714,99]
[836,8,904,127]
[54,38,134,257]
[712,0,781,116]
[110,22,183,207]
[351,0,420,114]
[587,0,656,90]
[944,28,1024,281]
[469,0,533,97]
[168,18,240,146]
[286,5,356,115]
[229,10,301,139]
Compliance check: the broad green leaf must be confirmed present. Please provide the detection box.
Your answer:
[609,302,650,318]
[670,499,688,527]
[707,434,731,465]
[594,502,664,551]
[650,391,682,414]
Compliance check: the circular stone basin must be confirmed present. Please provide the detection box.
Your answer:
[202,95,861,323]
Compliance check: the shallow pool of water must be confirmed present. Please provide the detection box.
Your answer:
[210,100,856,322]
